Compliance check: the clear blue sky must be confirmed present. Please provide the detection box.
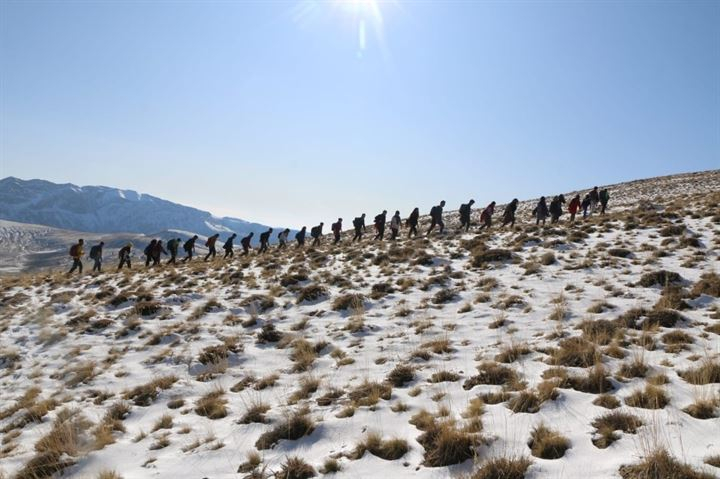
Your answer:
[1,0,718,227]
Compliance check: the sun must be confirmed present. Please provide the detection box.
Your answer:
[333,0,385,55]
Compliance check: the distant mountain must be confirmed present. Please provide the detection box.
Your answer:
[0,177,282,238]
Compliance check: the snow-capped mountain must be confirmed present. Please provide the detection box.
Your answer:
[0,177,279,237]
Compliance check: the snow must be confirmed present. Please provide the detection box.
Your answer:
[0,171,719,479]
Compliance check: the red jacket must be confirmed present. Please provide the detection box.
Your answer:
[568,197,581,214]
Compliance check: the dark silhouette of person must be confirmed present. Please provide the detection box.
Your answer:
[374,210,387,240]
[352,214,366,242]
[427,200,446,235]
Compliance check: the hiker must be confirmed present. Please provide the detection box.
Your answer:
[278,228,290,249]
[374,210,387,240]
[67,239,84,275]
[241,232,254,255]
[459,199,475,232]
[151,240,168,266]
[295,227,306,247]
[259,228,273,253]
[407,208,420,238]
[501,199,519,228]
[581,194,591,219]
[331,219,343,244]
[427,200,446,235]
[390,210,401,239]
[204,233,220,261]
[144,240,157,267]
[89,241,104,272]
[166,237,181,264]
[589,187,600,213]
[118,243,132,270]
[533,197,549,226]
[310,223,323,247]
[549,195,566,224]
[478,201,496,230]
[599,188,610,214]
[223,233,237,258]
[568,194,581,222]
[352,214,366,242]
[181,235,198,262]
[153,239,168,265]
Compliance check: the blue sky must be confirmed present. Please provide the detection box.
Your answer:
[1,0,718,227]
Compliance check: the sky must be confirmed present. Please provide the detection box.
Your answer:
[1,0,718,228]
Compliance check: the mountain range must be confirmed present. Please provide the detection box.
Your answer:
[0,177,278,238]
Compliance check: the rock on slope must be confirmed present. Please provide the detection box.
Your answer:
[0,170,719,479]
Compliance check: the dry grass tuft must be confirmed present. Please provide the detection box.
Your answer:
[469,456,532,479]
[679,359,720,385]
[195,388,228,419]
[275,456,317,479]
[528,423,570,459]
[255,410,315,449]
[352,432,409,461]
[591,411,642,448]
[619,448,715,479]
[386,364,416,387]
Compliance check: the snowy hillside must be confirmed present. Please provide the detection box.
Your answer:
[0,171,719,479]
[0,177,279,238]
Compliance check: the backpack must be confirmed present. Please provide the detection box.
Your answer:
[205,239,210,247]
[374,214,383,224]
[430,206,439,219]
[460,204,469,217]
[183,240,193,252]
[311,226,320,237]
[89,246,100,259]
[69,244,79,257]
[353,217,362,228]
[144,245,152,256]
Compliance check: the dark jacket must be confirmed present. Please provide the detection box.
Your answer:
[310,225,322,238]
[407,209,420,227]
[353,216,366,230]
[183,237,196,252]
[374,212,386,227]
[241,234,253,248]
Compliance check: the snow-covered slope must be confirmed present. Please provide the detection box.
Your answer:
[0,177,279,238]
[0,171,719,479]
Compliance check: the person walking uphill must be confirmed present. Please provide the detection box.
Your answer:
[478,201,496,230]
[166,237,181,264]
[427,201,446,235]
[89,241,104,272]
[407,208,420,238]
[459,200,475,232]
[151,240,168,266]
[181,235,198,262]
[549,195,566,224]
[390,211,401,239]
[204,234,220,261]
[278,229,290,249]
[533,197,549,226]
[568,194,581,222]
[501,199,519,228]
[223,234,237,258]
[352,214,366,242]
[259,228,273,253]
[581,194,591,219]
[374,210,387,241]
[589,187,600,213]
[118,243,132,270]
[67,239,84,275]
[599,188,610,214]
[295,227,306,248]
[144,239,157,267]
[331,219,343,244]
[310,223,324,247]
[241,232,254,255]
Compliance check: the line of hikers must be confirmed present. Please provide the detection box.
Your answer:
[66,187,609,274]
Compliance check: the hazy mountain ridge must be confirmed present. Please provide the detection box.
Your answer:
[0,177,277,237]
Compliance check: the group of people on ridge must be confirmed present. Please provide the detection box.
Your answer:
[66,187,609,274]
